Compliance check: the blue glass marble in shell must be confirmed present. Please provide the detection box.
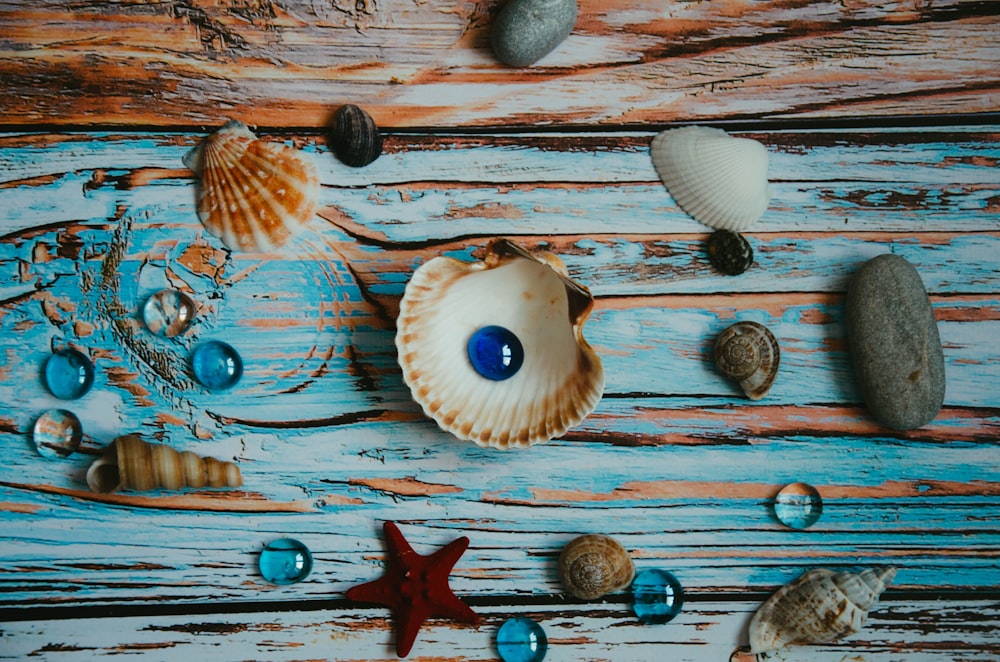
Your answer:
[774,482,823,529]
[467,325,524,381]
[32,409,83,459]
[632,568,684,624]
[44,348,95,400]
[496,616,547,662]
[259,538,313,585]
[143,288,196,338]
[191,341,243,390]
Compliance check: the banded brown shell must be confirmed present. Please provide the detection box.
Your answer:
[87,434,242,493]
[558,534,635,600]
[714,321,780,400]
[183,120,320,252]
[749,567,897,653]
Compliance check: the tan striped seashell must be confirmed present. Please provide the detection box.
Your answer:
[396,238,604,449]
[183,120,320,252]
[86,434,242,493]
[749,567,896,653]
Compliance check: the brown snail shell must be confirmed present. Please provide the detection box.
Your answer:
[558,534,634,600]
[330,104,383,167]
[86,434,242,493]
[749,567,896,653]
[714,321,780,400]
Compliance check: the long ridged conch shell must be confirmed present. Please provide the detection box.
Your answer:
[86,434,243,493]
[650,126,771,231]
[749,567,896,653]
[396,238,605,449]
[183,120,320,252]
[558,534,635,600]
[714,321,780,400]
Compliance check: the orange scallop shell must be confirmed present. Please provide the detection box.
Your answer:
[183,121,320,252]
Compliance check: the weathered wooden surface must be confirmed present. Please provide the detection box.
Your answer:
[1,125,998,660]
[2,0,1000,658]
[1,0,998,127]
[3,600,1000,661]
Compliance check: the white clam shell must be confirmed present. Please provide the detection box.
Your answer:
[396,239,605,449]
[183,120,320,252]
[650,126,771,231]
[749,567,896,653]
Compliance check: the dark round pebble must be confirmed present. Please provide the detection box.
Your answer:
[706,230,754,275]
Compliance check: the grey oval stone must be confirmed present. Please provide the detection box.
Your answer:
[490,0,577,67]
[846,254,945,430]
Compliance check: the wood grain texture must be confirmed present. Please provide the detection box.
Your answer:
[3,600,1000,661]
[0,122,998,660]
[0,0,998,127]
[2,1,1000,655]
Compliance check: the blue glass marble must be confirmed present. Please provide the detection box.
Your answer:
[467,325,524,381]
[33,409,83,459]
[259,538,313,585]
[774,482,823,529]
[44,348,95,400]
[496,616,547,662]
[191,341,243,390]
[632,569,684,624]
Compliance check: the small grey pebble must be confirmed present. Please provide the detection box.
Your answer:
[490,0,578,67]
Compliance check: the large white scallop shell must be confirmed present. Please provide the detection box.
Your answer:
[650,126,771,231]
[396,239,605,449]
[749,567,896,653]
[183,120,320,252]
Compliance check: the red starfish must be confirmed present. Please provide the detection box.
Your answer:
[346,520,480,657]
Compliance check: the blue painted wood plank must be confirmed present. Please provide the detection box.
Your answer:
[0,126,997,662]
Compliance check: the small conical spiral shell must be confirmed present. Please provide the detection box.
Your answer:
[749,567,896,653]
[558,534,635,600]
[86,435,243,493]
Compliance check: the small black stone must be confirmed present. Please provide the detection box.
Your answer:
[706,229,754,275]
[329,104,382,167]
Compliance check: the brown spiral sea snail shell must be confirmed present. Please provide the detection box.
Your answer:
[558,534,635,600]
[714,321,780,400]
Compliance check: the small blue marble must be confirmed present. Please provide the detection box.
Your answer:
[632,569,684,624]
[496,616,547,662]
[44,348,95,400]
[33,409,83,459]
[774,482,823,530]
[259,538,313,585]
[191,341,243,390]
[467,325,524,381]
